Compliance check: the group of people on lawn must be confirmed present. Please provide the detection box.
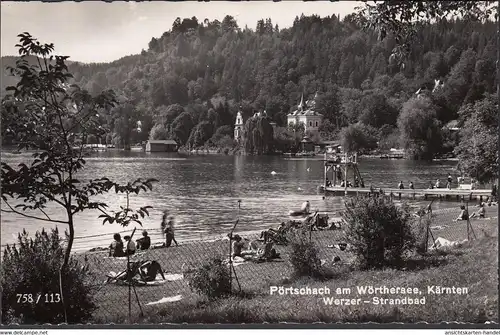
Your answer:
[108,209,178,257]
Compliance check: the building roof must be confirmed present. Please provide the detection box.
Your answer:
[301,136,313,143]
[287,91,323,117]
[148,140,177,145]
[288,110,323,117]
[319,140,341,146]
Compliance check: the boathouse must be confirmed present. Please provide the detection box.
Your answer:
[145,140,178,152]
[300,136,315,152]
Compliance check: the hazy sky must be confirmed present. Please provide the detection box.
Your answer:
[1,1,361,63]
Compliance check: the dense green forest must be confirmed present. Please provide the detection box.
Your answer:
[1,14,498,167]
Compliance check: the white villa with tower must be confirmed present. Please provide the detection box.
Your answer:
[287,92,323,132]
[234,92,322,141]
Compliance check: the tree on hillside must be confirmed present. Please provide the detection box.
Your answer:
[111,100,140,149]
[1,33,157,273]
[243,116,274,155]
[315,85,342,128]
[397,97,442,160]
[355,1,496,63]
[149,123,169,140]
[357,0,497,173]
[339,123,378,154]
[187,120,214,148]
[171,111,195,145]
[21,13,498,155]
[358,91,399,128]
[455,96,498,183]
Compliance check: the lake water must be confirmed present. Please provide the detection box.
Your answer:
[1,151,463,252]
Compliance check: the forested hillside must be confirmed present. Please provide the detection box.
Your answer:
[1,14,497,163]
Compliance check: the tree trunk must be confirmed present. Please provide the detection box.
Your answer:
[63,214,75,268]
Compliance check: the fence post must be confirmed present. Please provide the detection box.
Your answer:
[228,233,232,293]
[466,201,470,241]
[421,215,428,253]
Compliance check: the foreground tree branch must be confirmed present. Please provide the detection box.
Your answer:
[1,33,159,268]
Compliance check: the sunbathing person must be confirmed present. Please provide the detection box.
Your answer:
[300,201,311,214]
[137,260,165,281]
[231,235,247,258]
[109,233,125,257]
[261,223,289,245]
[470,203,485,219]
[455,205,469,221]
[109,260,165,284]
[256,241,280,261]
[123,236,136,256]
[136,230,151,250]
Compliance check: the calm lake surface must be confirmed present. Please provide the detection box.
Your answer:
[1,151,463,252]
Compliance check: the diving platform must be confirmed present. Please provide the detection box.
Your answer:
[321,152,492,202]
[319,185,492,201]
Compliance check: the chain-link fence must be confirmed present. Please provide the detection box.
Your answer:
[71,200,498,323]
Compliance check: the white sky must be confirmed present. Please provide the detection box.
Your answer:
[1,1,361,63]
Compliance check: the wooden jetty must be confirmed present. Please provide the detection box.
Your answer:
[319,185,491,201]
[321,153,492,202]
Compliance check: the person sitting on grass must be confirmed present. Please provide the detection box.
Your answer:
[300,200,311,215]
[231,234,246,258]
[261,223,289,245]
[256,241,280,262]
[470,203,486,219]
[124,236,136,256]
[137,260,165,282]
[455,205,469,221]
[109,233,125,257]
[136,230,151,250]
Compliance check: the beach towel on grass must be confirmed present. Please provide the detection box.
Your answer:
[430,225,447,231]
[145,295,183,306]
[430,237,468,250]
[327,243,352,251]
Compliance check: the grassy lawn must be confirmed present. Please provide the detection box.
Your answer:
[91,217,498,324]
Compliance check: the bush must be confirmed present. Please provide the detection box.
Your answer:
[1,228,96,324]
[413,212,430,255]
[186,257,231,301]
[342,197,415,269]
[289,230,324,278]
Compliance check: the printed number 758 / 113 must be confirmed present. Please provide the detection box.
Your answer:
[16,293,61,304]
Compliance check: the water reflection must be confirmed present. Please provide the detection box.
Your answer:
[1,152,462,252]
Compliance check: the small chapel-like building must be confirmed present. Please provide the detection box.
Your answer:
[287,92,323,132]
[234,110,276,142]
[234,111,244,142]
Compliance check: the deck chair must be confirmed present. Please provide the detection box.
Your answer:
[106,260,165,285]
